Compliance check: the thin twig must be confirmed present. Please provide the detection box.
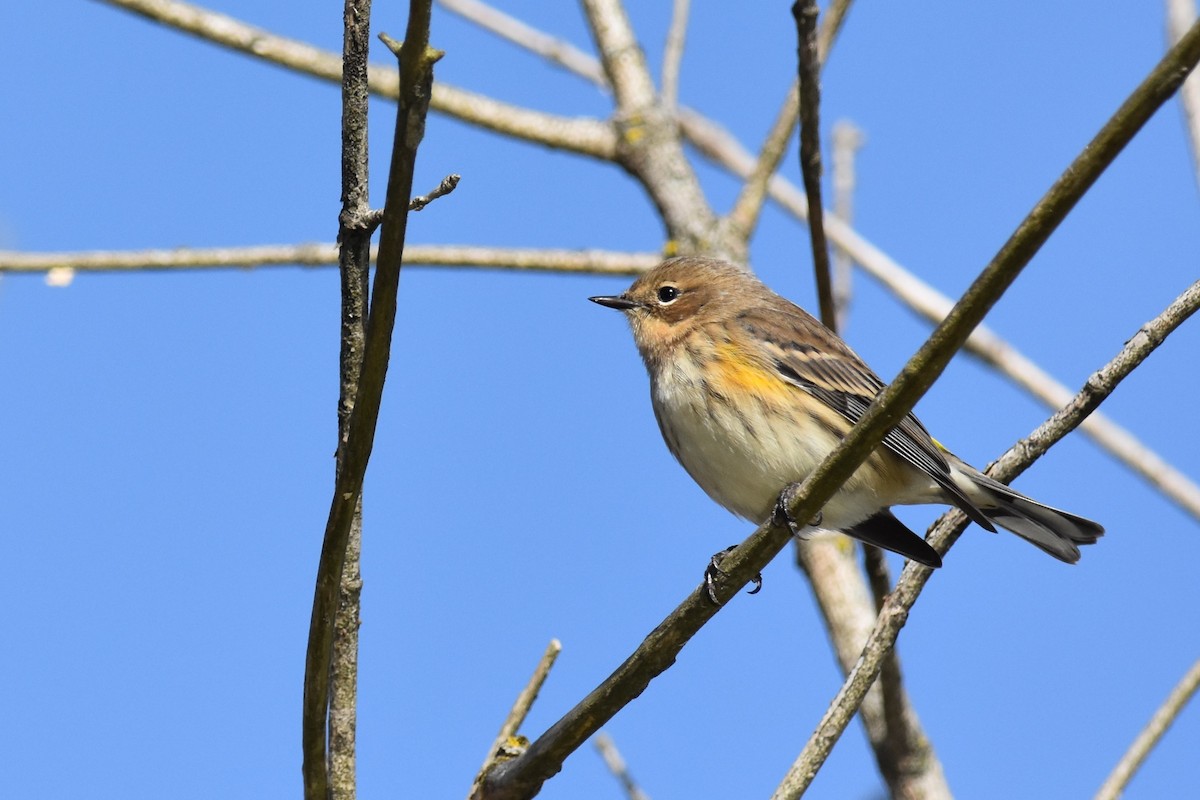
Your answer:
[410,173,461,210]
[0,245,661,274]
[437,0,608,88]
[792,0,835,328]
[438,0,607,89]
[594,733,651,800]
[660,0,690,111]
[302,5,440,798]
[99,0,617,160]
[328,1,374,797]
[1167,0,1200,193]
[1095,657,1200,800]
[470,640,563,799]
[830,120,864,332]
[683,107,1200,523]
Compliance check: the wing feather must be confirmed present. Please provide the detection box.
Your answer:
[733,305,995,531]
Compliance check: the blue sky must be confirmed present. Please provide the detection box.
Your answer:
[2,2,1198,798]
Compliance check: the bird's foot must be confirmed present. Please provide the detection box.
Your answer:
[704,545,763,605]
[773,482,822,538]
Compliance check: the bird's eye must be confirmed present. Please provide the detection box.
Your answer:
[657,285,681,304]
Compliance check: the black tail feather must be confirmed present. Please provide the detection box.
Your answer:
[844,511,942,568]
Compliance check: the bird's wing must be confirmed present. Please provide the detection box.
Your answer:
[736,306,995,531]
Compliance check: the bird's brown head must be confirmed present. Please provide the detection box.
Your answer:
[590,257,764,359]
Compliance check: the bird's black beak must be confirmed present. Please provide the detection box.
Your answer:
[589,294,638,311]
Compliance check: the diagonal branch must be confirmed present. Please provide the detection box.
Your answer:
[1095,656,1200,800]
[438,0,608,89]
[301,4,441,798]
[594,733,651,800]
[437,0,608,88]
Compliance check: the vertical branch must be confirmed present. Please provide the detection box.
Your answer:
[830,120,863,332]
[302,2,441,799]
[660,0,690,112]
[1166,0,1200,193]
[792,0,835,328]
[328,2,374,797]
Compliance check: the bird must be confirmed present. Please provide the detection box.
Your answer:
[589,255,1103,572]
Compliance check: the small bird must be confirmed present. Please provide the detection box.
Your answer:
[590,256,1103,571]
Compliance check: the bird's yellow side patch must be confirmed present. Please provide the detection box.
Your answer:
[711,342,793,399]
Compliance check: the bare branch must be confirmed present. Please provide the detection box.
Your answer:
[660,0,690,111]
[1095,657,1200,800]
[683,108,1200,523]
[830,120,865,331]
[99,0,617,160]
[1167,0,1200,193]
[0,244,659,275]
[594,733,651,800]
[792,0,836,328]
[327,1,374,797]
[437,0,608,88]
[470,640,563,799]
[302,4,440,797]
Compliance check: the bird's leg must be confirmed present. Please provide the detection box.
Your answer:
[774,482,823,537]
[704,545,763,604]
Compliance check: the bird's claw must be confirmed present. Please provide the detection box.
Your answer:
[704,545,763,604]
[774,482,822,538]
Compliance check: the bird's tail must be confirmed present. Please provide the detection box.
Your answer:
[959,466,1104,563]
